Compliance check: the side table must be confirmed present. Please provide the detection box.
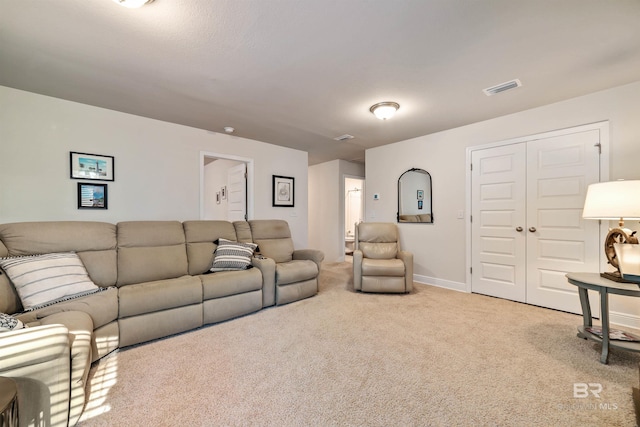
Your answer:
[566,272,640,364]
[0,377,18,427]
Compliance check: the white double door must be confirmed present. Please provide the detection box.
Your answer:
[471,128,601,314]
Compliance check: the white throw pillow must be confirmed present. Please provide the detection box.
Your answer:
[0,252,100,311]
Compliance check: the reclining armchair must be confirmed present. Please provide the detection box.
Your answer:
[353,222,413,293]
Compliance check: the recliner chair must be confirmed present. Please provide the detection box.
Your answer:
[353,222,413,293]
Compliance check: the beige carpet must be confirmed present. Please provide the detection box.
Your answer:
[78,263,640,426]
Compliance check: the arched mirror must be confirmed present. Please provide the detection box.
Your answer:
[397,168,433,223]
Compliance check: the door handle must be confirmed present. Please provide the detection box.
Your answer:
[529,227,537,233]
[516,227,523,232]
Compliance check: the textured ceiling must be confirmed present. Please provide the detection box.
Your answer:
[2,0,640,165]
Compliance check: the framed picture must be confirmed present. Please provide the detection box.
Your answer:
[417,190,424,201]
[70,152,114,181]
[77,183,108,209]
[221,186,227,200]
[272,175,294,207]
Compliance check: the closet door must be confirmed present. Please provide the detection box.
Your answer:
[525,130,601,313]
[471,143,527,302]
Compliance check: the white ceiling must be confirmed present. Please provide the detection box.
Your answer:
[2,0,640,165]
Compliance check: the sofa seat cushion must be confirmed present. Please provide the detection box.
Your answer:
[16,286,118,330]
[276,260,318,286]
[362,258,405,277]
[119,275,202,318]
[201,268,262,300]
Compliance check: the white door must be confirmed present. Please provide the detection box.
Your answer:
[471,143,527,302]
[525,130,601,313]
[471,128,602,314]
[227,163,247,222]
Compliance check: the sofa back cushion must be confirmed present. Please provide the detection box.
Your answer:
[117,221,188,286]
[183,221,239,275]
[249,220,294,263]
[357,222,399,260]
[0,221,117,314]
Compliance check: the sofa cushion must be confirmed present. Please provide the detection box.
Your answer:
[117,221,188,286]
[249,220,294,263]
[359,242,398,260]
[183,221,239,275]
[201,268,262,300]
[0,252,101,311]
[16,286,118,330]
[211,239,258,272]
[255,239,294,263]
[118,275,202,318]
[362,258,405,277]
[275,260,319,286]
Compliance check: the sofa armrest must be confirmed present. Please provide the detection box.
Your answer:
[353,249,363,291]
[293,249,325,270]
[40,311,94,427]
[251,256,277,307]
[0,324,71,427]
[397,250,414,292]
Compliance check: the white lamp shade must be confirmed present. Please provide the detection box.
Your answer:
[582,180,640,220]
[370,102,399,120]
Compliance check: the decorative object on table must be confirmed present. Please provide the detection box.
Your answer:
[582,180,640,282]
[614,243,640,283]
[272,175,294,207]
[586,326,640,342]
[70,152,114,181]
[77,183,108,209]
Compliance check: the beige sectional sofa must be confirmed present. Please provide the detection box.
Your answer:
[0,219,323,427]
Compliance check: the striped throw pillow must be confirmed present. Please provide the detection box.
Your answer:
[210,238,258,272]
[0,252,100,311]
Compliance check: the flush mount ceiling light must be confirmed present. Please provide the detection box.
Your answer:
[369,102,400,120]
[112,0,154,8]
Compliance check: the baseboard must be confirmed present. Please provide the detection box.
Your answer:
[610,311,640,332]
[413,274,466,292]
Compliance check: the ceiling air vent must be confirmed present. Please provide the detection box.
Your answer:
[333,134,355,141]
[483,79,522,96]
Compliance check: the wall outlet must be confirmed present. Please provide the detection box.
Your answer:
[373,193,380,201]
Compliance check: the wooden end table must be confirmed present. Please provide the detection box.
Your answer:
[566,272,640,364]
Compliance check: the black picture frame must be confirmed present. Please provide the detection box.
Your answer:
[70,152,114,181]
[272,175,295,207]
[77,183,108,209]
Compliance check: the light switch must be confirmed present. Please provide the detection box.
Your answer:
[373,193,380,201]
[457,210,464,219]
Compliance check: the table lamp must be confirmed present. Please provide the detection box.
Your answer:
[582,180,640,281]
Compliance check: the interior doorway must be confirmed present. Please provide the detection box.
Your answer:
[200,152,254,221]
[344,176,364,256]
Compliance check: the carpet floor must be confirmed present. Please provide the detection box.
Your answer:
[78,262,640,426]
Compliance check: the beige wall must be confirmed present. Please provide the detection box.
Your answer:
[366,80,640,327]
[0,86,310,247]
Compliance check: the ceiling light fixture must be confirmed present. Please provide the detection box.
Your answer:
[112,0,154,8]
[369,102,400,120]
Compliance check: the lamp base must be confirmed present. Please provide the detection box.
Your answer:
[601,271,635,283]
